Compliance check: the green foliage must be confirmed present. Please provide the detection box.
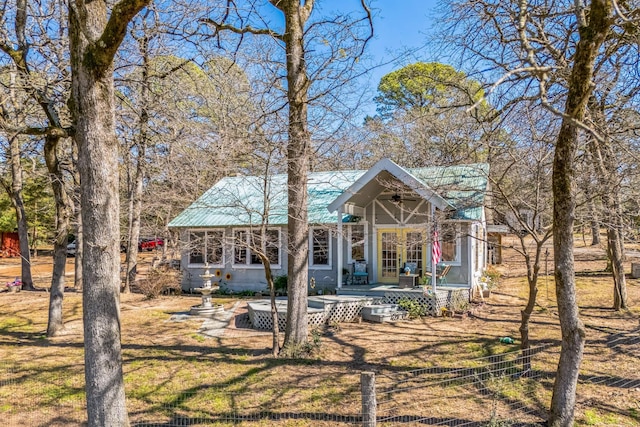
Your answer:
[398,297,428,318]
[274,275,288,293]
[481,265,501,290]
[0,158,56,242]
[375,62,485,117]
[0,192,16,231]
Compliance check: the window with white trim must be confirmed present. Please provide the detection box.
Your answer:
[310,227,331,267]
[234,228,281,267]
[348,224,365,263]
[189,230,224,265]
[440,223,461,264]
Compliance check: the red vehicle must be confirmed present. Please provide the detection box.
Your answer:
[138,237,164,251]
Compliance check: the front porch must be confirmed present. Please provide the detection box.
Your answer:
[245,284,472,330]
[338,283,470,317]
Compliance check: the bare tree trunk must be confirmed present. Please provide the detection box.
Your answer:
[123,33,150,294]
[45,134,72,336]
[261,256,280,357]
[123,130,145,293]
[608,217,627,309]
[588,198,600,245]
[69,0,149,423]
[4,72,33,290]
[549,1,610,425]
[587,99,628,310]
[7,135,35,290]
[71,142,83,290]
[518,244,542,371]
[277,0,313,352]
[74,196,84,291]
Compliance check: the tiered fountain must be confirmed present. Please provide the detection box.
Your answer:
[190,264,224,317]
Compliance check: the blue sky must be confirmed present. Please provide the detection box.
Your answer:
[319,0,442,116]
[253,0,442,117]
[360,0,440,81]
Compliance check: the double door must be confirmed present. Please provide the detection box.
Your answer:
[376,228,425,284]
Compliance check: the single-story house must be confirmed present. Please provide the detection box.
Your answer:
[168,158,489,293]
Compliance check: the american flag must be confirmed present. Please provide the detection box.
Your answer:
[432,229,441,266]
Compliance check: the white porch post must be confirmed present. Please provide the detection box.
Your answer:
[431,204,437,293]
[337,206,343,289]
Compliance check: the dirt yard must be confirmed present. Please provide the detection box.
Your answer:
[1,239,639,426]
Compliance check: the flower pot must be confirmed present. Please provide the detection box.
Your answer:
[8,285,21,293]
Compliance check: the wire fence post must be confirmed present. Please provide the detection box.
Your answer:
[361,371,376,427]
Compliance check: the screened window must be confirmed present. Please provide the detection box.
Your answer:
[349,225,365,262]
[234,228,280,267]
[189,230,224,265]
[234,230,247,265]
[440,223,460,263]
[405,231,424,272]
[311,228,330,266]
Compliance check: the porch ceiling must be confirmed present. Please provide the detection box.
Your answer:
[327,158,451,213]
[341,170,396,208]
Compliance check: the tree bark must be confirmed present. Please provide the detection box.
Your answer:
[548,1,611,425]
[3,72,35,290]
[71,141,83,290]
[45,134,72,337]
[275,0,314,352]
[588,198,600,245]
[518,245,541,370]
[69,0,149,424]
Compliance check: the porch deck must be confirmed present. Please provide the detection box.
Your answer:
[246,284,472,330]
[337,283,468,297]
[338,283,471,316]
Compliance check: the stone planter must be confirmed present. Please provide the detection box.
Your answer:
[8,285,21,293]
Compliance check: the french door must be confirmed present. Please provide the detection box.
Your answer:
[376,228,425,284]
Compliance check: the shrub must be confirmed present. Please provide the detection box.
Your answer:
[137,268,181,299]
[274,275,288,294]
[398,297,428,318]
[481,265,501,289]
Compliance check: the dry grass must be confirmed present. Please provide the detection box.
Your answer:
[1,240,640,426]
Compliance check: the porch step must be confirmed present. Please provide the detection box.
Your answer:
[361,304,408,323]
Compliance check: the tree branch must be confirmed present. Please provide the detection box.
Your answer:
[84,0,152,76]
[200,18,284,41]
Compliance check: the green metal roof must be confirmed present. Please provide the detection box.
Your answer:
[410,163,489,221]
[168,162,488,228]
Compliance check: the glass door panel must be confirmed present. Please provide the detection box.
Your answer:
[378,230,399,283]
[377,229,426,283]
[404,231,424,275]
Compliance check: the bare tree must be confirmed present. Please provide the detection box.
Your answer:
[549,3,611,425]
[68,0,150,423]
[439,0,636,424]
[202,0,373,352]
[486,106,555,356]
[0,0,76,334]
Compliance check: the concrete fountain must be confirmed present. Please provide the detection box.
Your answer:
[190,264,224,317]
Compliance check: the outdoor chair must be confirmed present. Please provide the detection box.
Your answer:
[436,264,451,285]
[352,260,368,285]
